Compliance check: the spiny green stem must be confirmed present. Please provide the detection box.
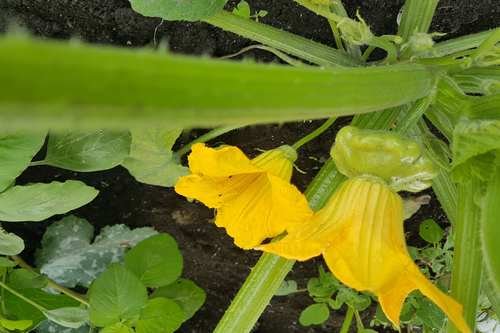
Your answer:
[174,125,243,158]
[447,177,483,332]
[432,29,496,57]
[0,37,435,130]
[339,306,354,333]
[0,280,48,313]
[398,0,439,41]
[11,255,89,307]
[205,11,358,67]
[292,117,337,150]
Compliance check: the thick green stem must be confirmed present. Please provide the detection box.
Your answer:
[480,165,500,301]
[431,30,496,58]
[398,0,439,41]
[447,177,483,333]
[205,11,358,67]
[0,37,435,131]
[212,254,295,333]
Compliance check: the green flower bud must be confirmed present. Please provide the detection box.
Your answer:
[330,126,438,192]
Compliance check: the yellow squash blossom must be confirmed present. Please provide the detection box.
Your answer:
[175,143,312,249]
[259,176,469,332]
[260,126,469,332]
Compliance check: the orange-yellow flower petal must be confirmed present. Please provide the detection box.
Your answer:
[175,143,312,249]
[260,177,470,333]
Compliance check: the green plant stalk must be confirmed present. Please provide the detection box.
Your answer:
[205,11,358,67]
[447,177,483,333]
[174,125,243,158]
[330,1,362,58]
[339,306,354,333]
[480,165,500,298]
[0,37,435,131]
[292,117,337,150]
[213,106,406,333]
[431,29,497,57]
[398,0,439,41]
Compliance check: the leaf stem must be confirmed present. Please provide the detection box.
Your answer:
[29,160,47,167]
[353,309,365,330]
[11,255,89,307]
[398,0,439,41]
[339,306,354,333]
[174,125,243,158]
[0,280,48,313]
[446,177,483,332]
[292,117,337,150]
[205,11,359,67]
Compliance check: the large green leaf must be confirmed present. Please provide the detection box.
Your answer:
[4,288,79,328]
[124,234,183,288]
[452,118,500,167]
[0,132,46,192]
[135,298,184,333]
[129,0,228,21]
[152,279,206,320]
[0,181,98,222]
[122,128,187,187]
[481,163,500,295]
[36,215,157,288]
[44,131,131,171]
[88,264,148,327]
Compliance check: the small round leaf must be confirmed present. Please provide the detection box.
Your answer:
[299,303,330,326]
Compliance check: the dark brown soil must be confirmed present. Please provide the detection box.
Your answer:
[1,1,499,332]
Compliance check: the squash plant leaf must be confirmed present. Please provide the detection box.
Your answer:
[4,288,79,329]
[8,269,48,289]
[0,132,46,192]
[0,228,24,255]
[36,215,157,288]
[299,303,330,326]
[152,278,206,320]
[419,219,444,244]
[0,181,98,222]
[122,128,188,187]
[88,263,148,327]
[124,234,183,288]
[44,131,131,172]
[128,0,228,21]
[135,297,184,333]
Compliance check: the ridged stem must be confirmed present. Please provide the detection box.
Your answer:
[205,11,358,67]
[447,177,483,332]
